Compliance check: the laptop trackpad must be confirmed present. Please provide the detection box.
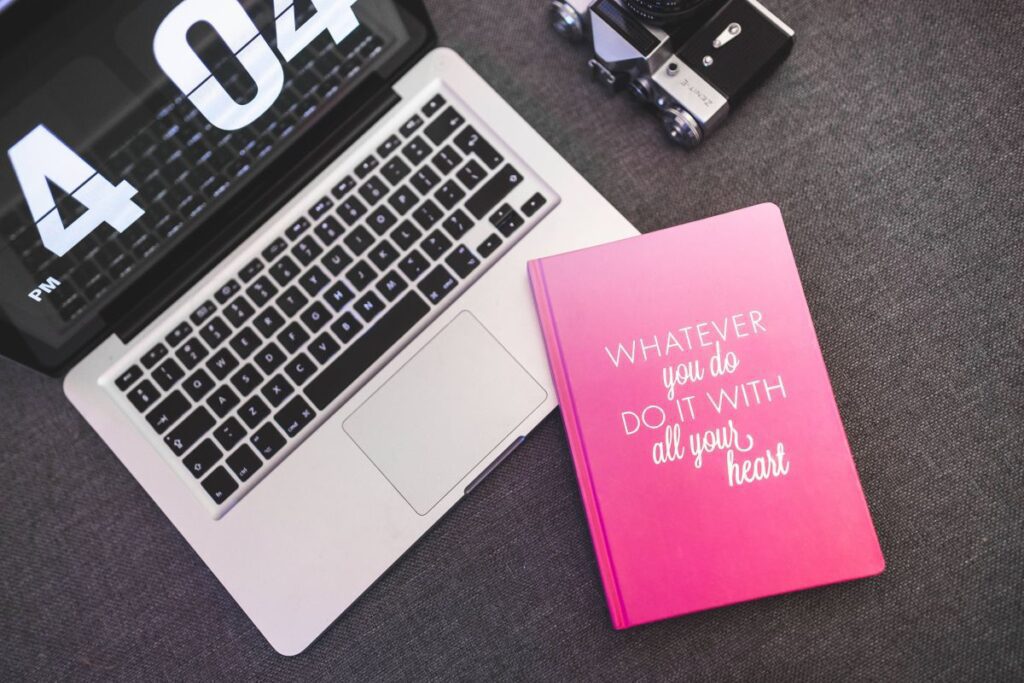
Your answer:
[343,311,546,515]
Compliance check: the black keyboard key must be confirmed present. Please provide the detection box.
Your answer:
[299,266,329,296]
[454,126,503,168]
[127,382,159,416]
[402,136,431,164]
[261,237,288,261]
[184,440,222,479]
[522,192,547,217]
[434,181,465,210]
[199,317,231,349]
[355,155,378,178]
[230,327,261,359]
[300,301,330,332]
[314,216,344,245]
[230,364,263,396]
[190,301,217,326]
[224,296,255,327]
[381,157,411,185]
[346,261,377,291]
[477,234,503,258]
[332,175,356,199]
[343,225,374,255]
[278,322,311,354]
[358,177,388,205]
[239,259,264,282]
[262,374,295,407]
[239,395,271,428]
[292,235,323,266]
[398,250,430,281]
[254,307,286,337]
[214,417,246,450]
[496,209,525,237]
[270,256,301,286]
[457,160,486,190]
[183,368,215,401]
[331,312,363,343]
[309,333,340,364]
[285,217,311,240]
[309,195,333,219]
[377,134,401,158]
[146,391,190,434]
[410,166,441,194]
[207,348,239,380]
[246,276,278,306]
[400,113,423,137]
[368,240,400,270]
[417,265,459,304]
[422,93,446,117]
[446,245,481,278]
[366,205,397,235]
[323,281,355,311]
[284,353,317,385]
[432,145,462,174]
[141,343,168,369]
[165,322,192,348]
[354,291,385,322]
[392,221,422,250]
[277,287,309,317]
[165,407,216,456]
[306,293,430,410]
[442,209,473,239]
[201,466,238,504]
[116,365,143,391]
[387,186,418,215]
[421,230,453,260]
[207,385,240,418]
[255,342,287,374]
[214,279,240,304]
[322,245,354,275]
[465,164,523,219]
[412,200,443,230]
[176,338,209,370]
[250,423,286,459]
[489,203,513,226]
[153,358,185,390]
[424,106,465,145]
[227,445,262,482]
[338,196,367,226]
[274,396,316,437]
[376,271,408,302]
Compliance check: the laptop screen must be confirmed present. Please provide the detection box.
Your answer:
[0,0,428,372]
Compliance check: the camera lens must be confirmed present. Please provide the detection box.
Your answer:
[623,0,715,26]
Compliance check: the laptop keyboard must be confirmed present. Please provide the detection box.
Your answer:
[112,91,554,514]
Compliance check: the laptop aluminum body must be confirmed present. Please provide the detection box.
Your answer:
[0,0,634,654]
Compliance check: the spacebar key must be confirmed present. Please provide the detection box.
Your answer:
[305,292,430,410]
[465,164,523,220]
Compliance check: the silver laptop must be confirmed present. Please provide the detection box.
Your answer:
[0,0,634,654]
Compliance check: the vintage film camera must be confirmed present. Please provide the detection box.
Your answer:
[549,0,795,147]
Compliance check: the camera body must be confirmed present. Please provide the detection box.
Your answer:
[550,0,794,147]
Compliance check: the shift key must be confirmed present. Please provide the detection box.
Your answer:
[465,164,523,220]
[164,407,215,456]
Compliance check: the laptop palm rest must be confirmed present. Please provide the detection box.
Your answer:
[343,311,547,515]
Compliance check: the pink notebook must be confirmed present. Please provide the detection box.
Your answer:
[528,203,884,629]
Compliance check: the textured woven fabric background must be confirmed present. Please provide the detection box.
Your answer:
[1,0,1021,679]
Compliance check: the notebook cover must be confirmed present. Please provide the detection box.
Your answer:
[528,203,884,629]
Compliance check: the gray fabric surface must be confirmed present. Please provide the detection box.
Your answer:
[2,0,1022,679]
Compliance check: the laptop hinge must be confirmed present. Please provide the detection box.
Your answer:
[111,88,401,344]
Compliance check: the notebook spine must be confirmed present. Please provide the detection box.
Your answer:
[527,259,627,629]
